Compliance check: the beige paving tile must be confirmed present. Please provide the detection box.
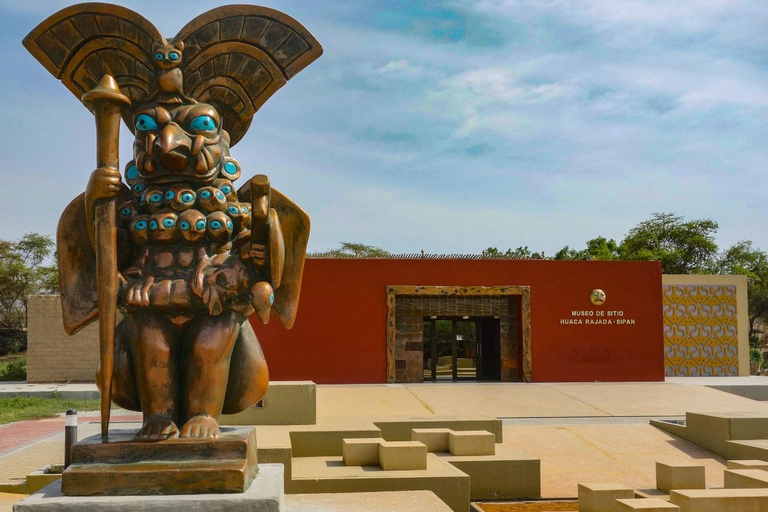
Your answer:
[0,492,25,512]
[502,424,726,498]
[405,384,608,418]
[285,490,452,511]
[316,385,434,423]
[547,383,768,417]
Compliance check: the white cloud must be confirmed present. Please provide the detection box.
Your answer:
[373,60,425,78]
[425,66,580,137]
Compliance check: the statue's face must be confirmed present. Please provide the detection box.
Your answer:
[131,102,229,185]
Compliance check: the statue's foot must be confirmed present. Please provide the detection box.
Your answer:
[135,416,179,440]
[180,415,221,438]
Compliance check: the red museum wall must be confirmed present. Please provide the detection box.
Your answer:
[251,259,664,384]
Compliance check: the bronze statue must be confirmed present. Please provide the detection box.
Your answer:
[25,4,320,440]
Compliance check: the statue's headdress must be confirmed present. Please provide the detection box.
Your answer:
[23,3,322,146]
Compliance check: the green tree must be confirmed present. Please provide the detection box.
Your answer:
[712,240,768,345]
[554,237,622,261]
[325,242,390,258]
[621,213,718,274]
[0,233,58,330]
[483,246,546,259]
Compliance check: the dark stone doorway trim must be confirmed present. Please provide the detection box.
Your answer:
[386,285,531,383]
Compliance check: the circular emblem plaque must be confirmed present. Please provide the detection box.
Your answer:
[590,289,606,306]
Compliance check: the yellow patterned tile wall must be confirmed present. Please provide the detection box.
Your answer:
[663,284,738,376]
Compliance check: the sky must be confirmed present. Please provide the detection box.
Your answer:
[0,0,767,256]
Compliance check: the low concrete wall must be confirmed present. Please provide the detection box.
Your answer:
[221,381,316,425]
[26,295,100,383]
[662,275,749,377]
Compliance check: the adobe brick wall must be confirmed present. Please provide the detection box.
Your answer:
[26,295,101,383]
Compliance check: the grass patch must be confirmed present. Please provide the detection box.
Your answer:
[0,356,26,381]
[0,395,101,425]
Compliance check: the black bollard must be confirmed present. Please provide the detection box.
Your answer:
[64,410,77,469]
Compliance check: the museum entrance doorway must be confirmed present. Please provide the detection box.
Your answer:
[422,317,501,382]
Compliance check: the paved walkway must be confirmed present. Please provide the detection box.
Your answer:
[0,382,98,400]
[1,379,767,505]
[0,413,141,458]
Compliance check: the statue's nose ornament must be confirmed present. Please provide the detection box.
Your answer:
[155,124,190,171]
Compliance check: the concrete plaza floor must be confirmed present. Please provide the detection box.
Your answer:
[1,378,768,510]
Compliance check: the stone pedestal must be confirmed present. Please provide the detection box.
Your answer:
[13,463,284,511]
[62,427,257,496]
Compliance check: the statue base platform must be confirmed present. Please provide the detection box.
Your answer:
[61,427,258,496]
[13,463,283,512]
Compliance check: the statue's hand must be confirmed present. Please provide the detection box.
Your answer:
[84,166,122,247]
[126,275,154,307]
[86,166,122,205]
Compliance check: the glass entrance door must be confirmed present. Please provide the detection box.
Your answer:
[423,318,479,381]
[453,320,477,380]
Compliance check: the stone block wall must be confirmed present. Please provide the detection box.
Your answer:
[26,295,100,382]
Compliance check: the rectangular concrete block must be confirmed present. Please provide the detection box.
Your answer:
[411,429,451,453]
[342,438,381,467]
[374,418,502,443]
[379,441,427,471]
[656,462,705,492]
[727,460,768,471]
[289,427,382,457]
[578,483,634,512]
[724,468,768,489]
[670,488,768,512]
[616,498,680,510]
[448,430,495,456]
[222,382,317,426]
[446,446,540,500]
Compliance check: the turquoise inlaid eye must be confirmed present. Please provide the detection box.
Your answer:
[169,51,180,61]
[224,162,237,174]
[269,292,274,304]
[226,220,233,229]
[134,220,147,230]
[126,165,139,180]
[165,190,174,200]
[215,191,224,200]
[162,218,175,228]
[180,221,190,230]
[241,206,248,213]
[181,192,194,203]
[200,190,211,199]
[154,52,164,60]
[228,206,239,215]
[190,115,216,131]
[135,114,157,132]
[149,193,162,203]
[149,220,158,230]
[120,207,131,217]
[195,220,206,230]
[210,220,222,229]
[132,183,144,193]
[222,185,232,193]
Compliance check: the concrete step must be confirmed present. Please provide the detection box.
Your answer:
[670,488,768,511]
[290,454,469,512]
[724,468,768,489]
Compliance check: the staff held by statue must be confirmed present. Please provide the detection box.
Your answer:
[81,75,130,439]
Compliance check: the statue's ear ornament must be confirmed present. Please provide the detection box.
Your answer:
[24,3,323,146]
